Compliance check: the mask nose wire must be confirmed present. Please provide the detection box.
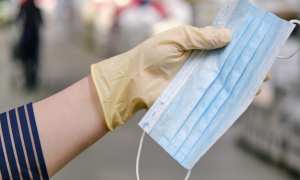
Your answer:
[277,19,300,60]
[136,131,192,180]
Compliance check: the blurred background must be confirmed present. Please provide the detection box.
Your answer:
[0,0,300,179]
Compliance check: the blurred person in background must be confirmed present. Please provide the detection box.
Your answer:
[16,0,43,91]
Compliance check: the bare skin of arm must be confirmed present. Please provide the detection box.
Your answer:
[33,75,108,176]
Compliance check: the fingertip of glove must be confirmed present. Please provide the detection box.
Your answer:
[201,26,232,49]
[218,27,232,44]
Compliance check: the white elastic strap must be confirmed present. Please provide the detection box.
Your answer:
[136,131,192,180]
[277,19,300,60]
[136,131,145,180]
[290,19,300,25]
[184,170,192,180]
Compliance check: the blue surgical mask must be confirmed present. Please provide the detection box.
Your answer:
[137,0,297,179]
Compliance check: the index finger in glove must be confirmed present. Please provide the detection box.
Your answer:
[162,25,232,51]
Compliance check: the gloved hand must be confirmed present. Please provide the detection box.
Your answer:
[91,25,232,130]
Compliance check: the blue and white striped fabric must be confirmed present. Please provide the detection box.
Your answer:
[0,103,48,180]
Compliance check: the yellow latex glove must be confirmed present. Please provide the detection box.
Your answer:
[91,25,232,130]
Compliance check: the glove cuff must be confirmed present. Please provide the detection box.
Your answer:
[91,62,123,131]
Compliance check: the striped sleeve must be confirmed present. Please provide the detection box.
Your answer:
[0,103,49,180]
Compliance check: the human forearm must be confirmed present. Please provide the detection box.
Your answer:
[33,75,108,176]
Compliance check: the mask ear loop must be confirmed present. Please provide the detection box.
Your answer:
[136,131,145,180]
[277,19,300,60]
[136,131,192,180]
